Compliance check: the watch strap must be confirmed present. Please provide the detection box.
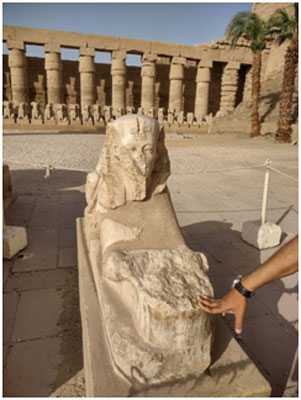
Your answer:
[234,279,255,298]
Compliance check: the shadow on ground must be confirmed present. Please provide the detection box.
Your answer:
[4,169,87,396]
[182,220,298,397]
[9,168,87,196]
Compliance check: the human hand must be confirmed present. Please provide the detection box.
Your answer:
[197,289,248,334]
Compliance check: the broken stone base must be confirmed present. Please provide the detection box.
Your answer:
[3,225,28,260]
[77,218,271,397]
[242,220,282,250]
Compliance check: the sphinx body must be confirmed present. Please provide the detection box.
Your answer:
[84,114,214,386]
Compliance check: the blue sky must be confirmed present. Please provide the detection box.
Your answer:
[3,2,252,65]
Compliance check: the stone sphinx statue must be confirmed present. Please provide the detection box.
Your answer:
[31,101,43,121]
[69,103,81,122]
[3,101,15,120]
[83,114,213,387]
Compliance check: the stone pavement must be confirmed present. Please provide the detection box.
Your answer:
[3,132,298,397]
[4,191,86,397]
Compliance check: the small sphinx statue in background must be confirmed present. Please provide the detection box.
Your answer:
[84,114,213,387]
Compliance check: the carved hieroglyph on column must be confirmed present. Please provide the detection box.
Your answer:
[168,56,186,114]
[218,61,240,116]
[194,60,213,121]
[111,50,127,115]
[7,40,29,106]
[79,47,96,110]
[44,44,63,105]
[141,53,157,113]
[84,114,214,387]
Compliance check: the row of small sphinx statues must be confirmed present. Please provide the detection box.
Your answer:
[3,100,212,127]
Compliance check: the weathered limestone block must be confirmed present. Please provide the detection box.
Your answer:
[242,220,282,250]
[83,114,214,388]
[3,225,28,260]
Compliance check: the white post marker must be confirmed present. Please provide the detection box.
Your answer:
[261,160,271,225]
[242,159,282,249]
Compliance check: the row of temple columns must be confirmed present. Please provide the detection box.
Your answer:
[7,39,243,119]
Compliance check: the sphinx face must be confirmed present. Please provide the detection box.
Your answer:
[115,116,159,181]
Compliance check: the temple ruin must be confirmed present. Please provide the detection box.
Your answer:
[3,25,253,132]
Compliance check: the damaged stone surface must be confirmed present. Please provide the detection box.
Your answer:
[101,248,213,384]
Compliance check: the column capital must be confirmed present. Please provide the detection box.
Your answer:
[197,60,213,69]
[44,44,61,53]
[79,55,95,73]
[80,47,95,57]
[7,40,25,50]
[112,50,127,61]
[141,53,157,63]
[171,56,186,65]
[196,67,211,83]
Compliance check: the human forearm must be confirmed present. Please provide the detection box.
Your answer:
[241,236,298,292]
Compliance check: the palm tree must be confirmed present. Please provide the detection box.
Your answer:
[268,3,298,143]
[225,12,270,137]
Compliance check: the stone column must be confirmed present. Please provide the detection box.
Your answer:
[141,53,157,112]
[79,47,96,109]
[7,40,29,106]
[111,50,127,114]
[44,44,63,104]
[168,57,186,113]
[218,62,240,116]
[194,60,213,119]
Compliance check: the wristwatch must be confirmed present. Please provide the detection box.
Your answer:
[232,275,255,298]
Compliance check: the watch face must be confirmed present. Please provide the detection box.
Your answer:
[232,278,240,288]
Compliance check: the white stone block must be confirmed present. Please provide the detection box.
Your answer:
[242,220,282,250]
[3,226,28,260]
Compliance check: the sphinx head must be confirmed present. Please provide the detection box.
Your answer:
[92,114,170,208]
[111,114,159,182]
